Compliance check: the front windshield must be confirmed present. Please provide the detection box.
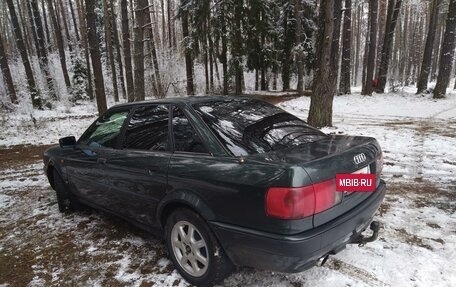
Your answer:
[193,98,326,156]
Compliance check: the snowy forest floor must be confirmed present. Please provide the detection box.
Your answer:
[1,88,456,286]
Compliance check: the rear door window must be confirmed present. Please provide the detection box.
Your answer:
[193,98,326,156]
[172,106,208,154]
[123,105,170,151]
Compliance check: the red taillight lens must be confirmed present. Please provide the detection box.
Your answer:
[313,179,338,213]
[266,179,341,219]
[265,186,315,219]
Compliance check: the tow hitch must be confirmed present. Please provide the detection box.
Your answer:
[351,221,381,247]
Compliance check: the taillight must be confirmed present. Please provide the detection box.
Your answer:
[265,186,315,219]
[266,179,342,220]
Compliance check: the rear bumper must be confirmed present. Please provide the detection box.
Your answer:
[210,180,386,272]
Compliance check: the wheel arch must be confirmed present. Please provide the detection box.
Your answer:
[45,160,66,189]
[157,190,216,228]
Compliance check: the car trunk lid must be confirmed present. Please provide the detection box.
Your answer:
[253,135,383,228]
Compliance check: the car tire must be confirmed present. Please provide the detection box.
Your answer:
[164,208,233,287]
[53,169,80,213]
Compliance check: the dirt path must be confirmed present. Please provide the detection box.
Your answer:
[0,144,54,170]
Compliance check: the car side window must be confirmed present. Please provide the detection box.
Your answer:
[79,111,129,148]
[123,105,170,151]
[172,106,208,154]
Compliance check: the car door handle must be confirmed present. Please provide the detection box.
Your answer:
[97,158,107,164]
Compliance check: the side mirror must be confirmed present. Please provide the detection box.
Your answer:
[59,136,76,148]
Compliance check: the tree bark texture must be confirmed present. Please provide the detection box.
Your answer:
[340,0,352,95]
[6,0,41,108]
[0,32,18,104]
[433,0,456,98]
[308,0,336,127]
[85,0,107,114]
[121,0,135,102]
[361,0,378,95]
[417,0,439,94]
[376,0,402,93]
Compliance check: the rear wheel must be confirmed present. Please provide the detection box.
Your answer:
[164,208,233,287]
[53,169,80,212]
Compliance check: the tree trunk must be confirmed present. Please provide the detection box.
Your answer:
[339,0,352,94]
[353,3,362,86]
[85,0,107,114]
[133,0,147,101]
[220,4,228,95]
[416,0,439,94]
[46,0,72,90]
[16,0,33,57]
[295,0,304,95]
[167,0,172,49]
[233,1,243,95]
[308,0,336,127]
[361,0,378,95]
[282,5,291,91]
[76,0,93,100]
[144,1,164,98]
[181,0,194,95]
[6,0,41,108]
[433,0,456,99]
[160,0,166,49]
[121,0,135,102]
[31,0,56,100]
[41,0,52,52]
[376,0,402,93]
[68,0,80,42]
[103,0,119,102]
[27,1,42,59]
[57,0,73,53]
[330,0,342,95]
[431,19,444,81]
[375,0,387,79]
[0,32,18,104]
[111,0,126,99]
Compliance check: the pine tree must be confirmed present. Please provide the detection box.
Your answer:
[433,0,456,99]
[376,0,402,93]
[361,0,378,95]
[339,0,352,95]
[85,0,107,114]
[121,0,135,102]
[180,0,195,95]
[308,0,337,127]
[46,0,72,91]
[417,0,439,94]
[6,0,41,108]
[0,32,17,104]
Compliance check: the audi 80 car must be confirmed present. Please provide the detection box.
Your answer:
[43,96,386,287]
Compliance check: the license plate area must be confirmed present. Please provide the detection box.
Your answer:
[343,166,371,196]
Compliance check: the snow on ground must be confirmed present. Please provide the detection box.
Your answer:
[1,87,455,286]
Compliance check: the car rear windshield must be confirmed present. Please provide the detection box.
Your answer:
[193,98,327,156]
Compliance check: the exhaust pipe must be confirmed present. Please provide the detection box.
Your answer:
[316,254,330,267]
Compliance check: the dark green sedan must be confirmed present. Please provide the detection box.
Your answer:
[43,96,386,287]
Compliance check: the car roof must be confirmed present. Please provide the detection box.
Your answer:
[111,95,255,110]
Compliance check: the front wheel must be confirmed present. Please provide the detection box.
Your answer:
[164,208,233,287]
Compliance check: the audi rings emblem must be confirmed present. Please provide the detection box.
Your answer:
[353,153,367,165]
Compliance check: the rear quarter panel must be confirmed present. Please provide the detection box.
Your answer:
[166,153,314,234]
